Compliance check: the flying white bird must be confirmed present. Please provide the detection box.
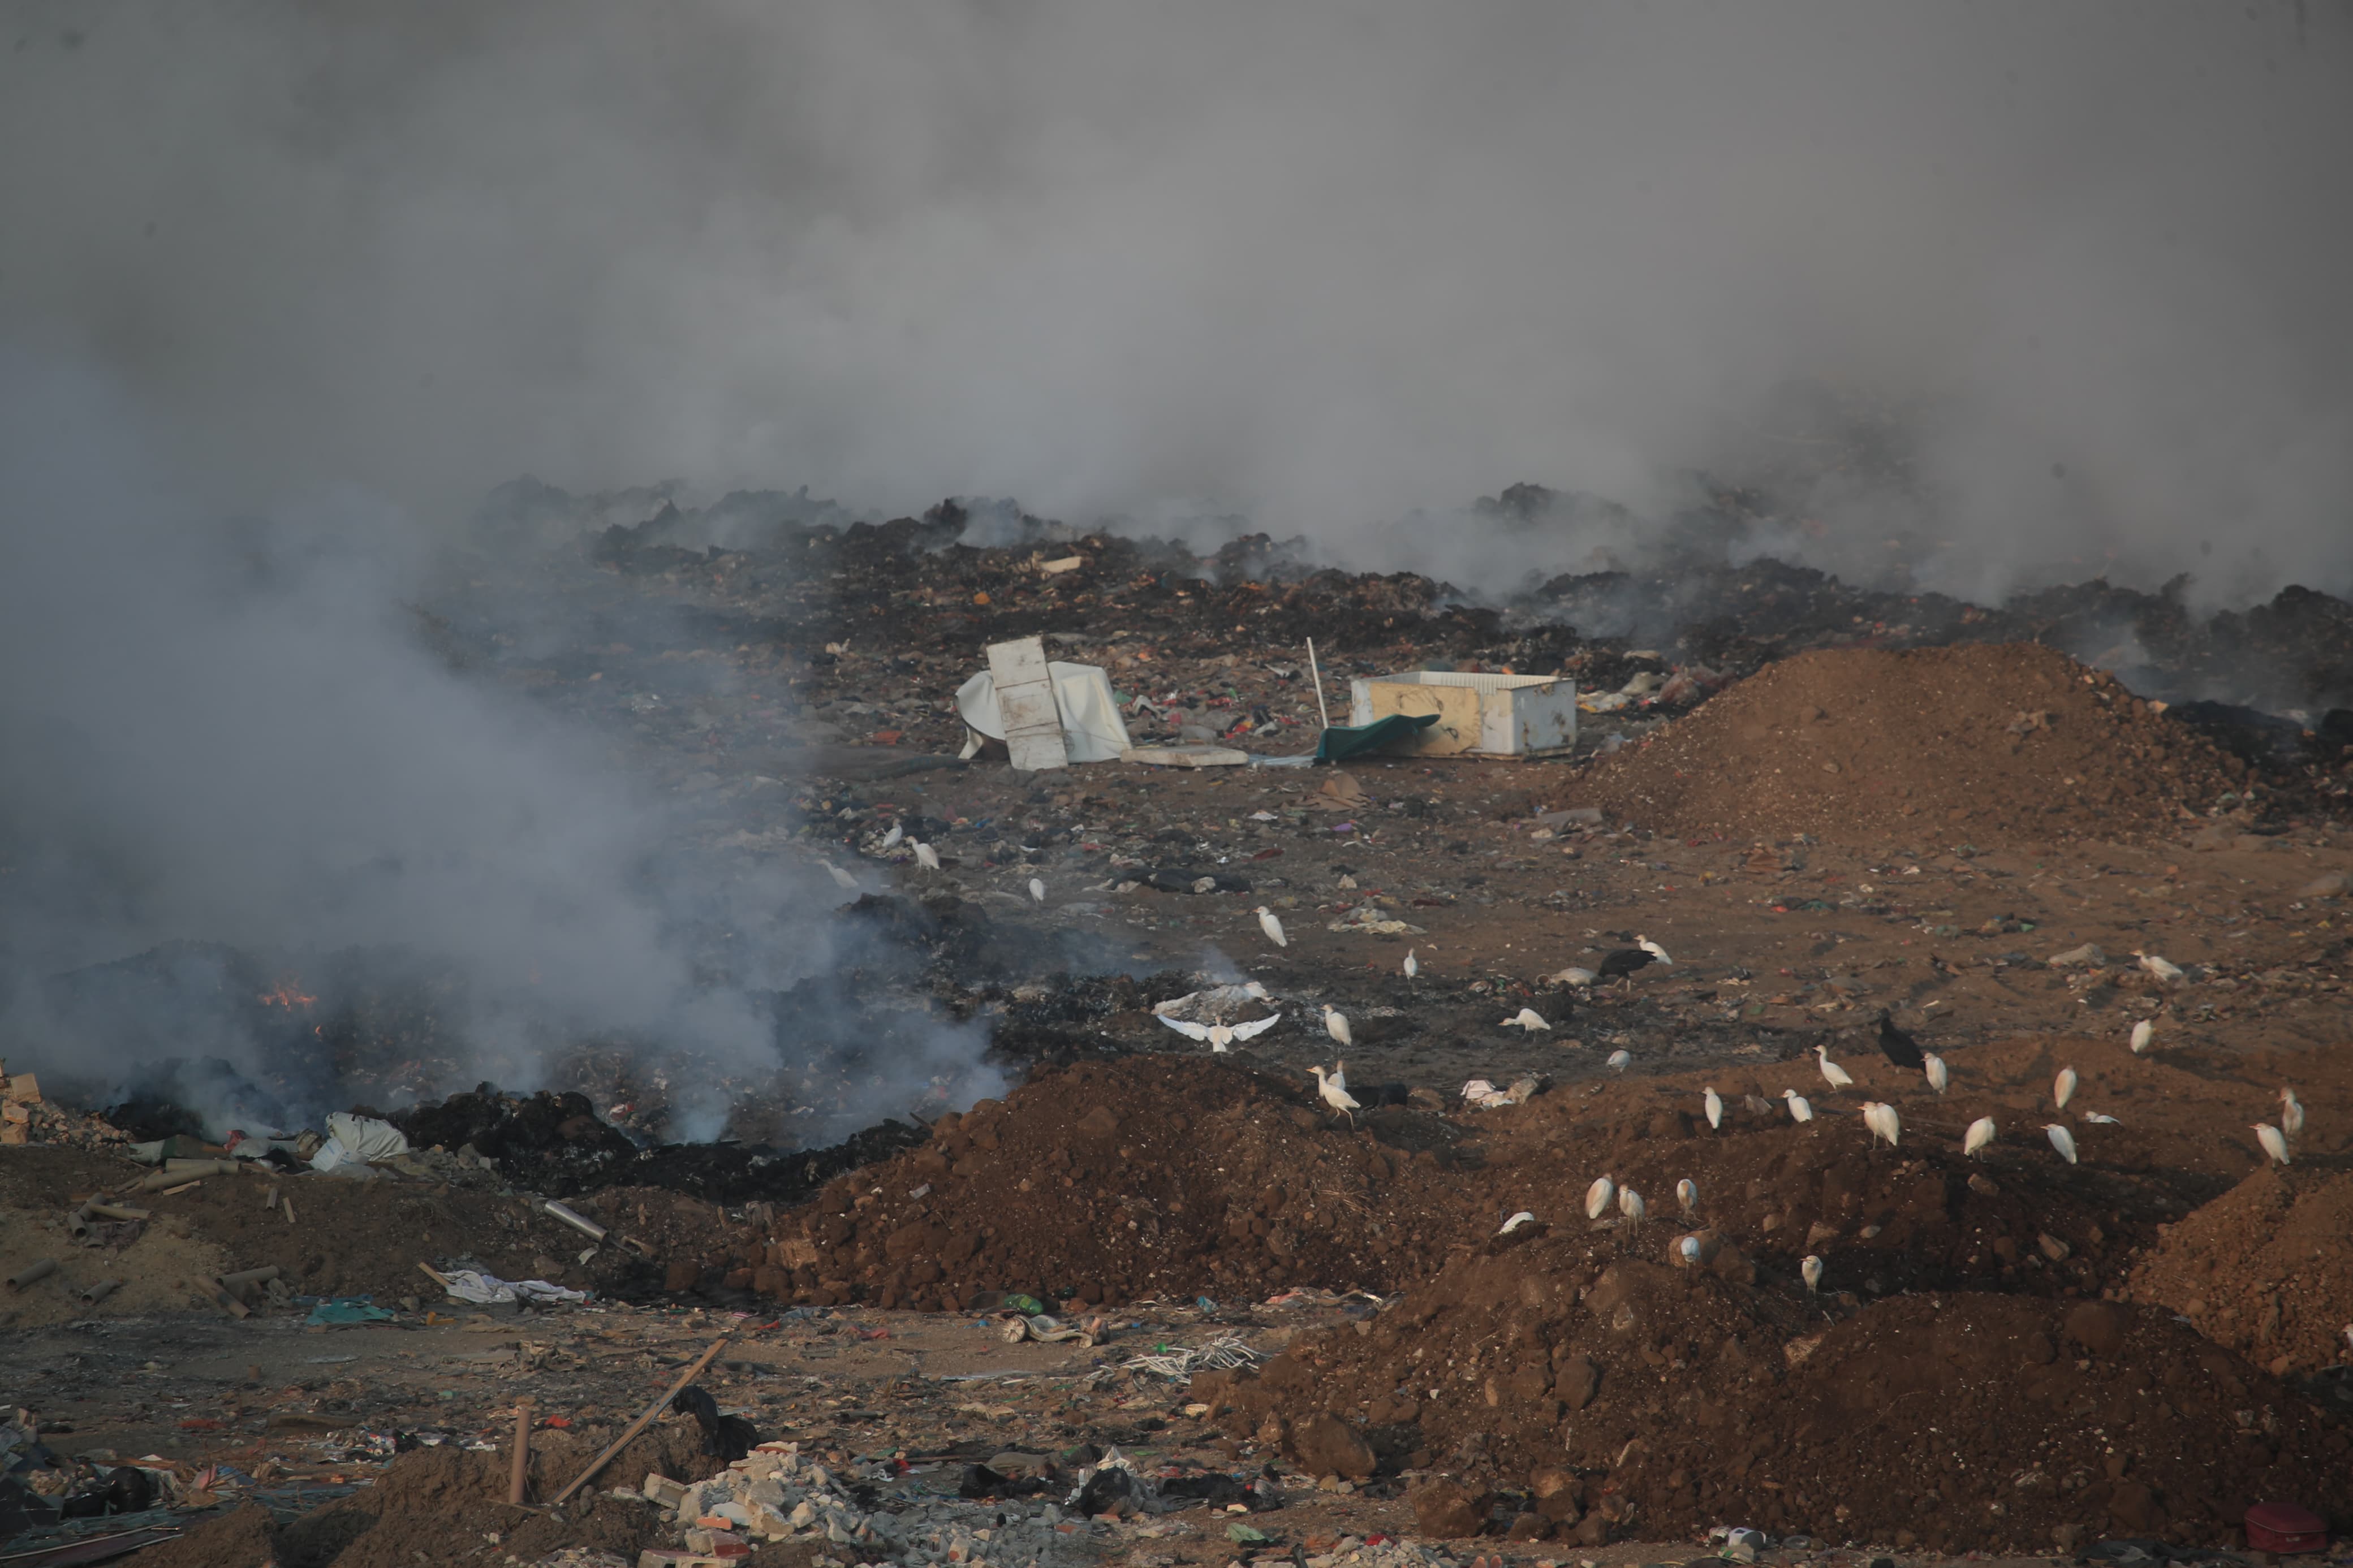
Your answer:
[1309,1065,1360,1128]
[2136,951,2184,984]
[1255,907,1288,948]
[1924,1053,1949,1095]
[1321,1004,1353,1048]
[2045,1123,2079,1165]
[1637,935,1674,966]
[1499,1211,1536,1235]
[1783,1088,1815,1123]
[1618,1187,1646,1223]
[1816,1046,1854,1091]
[2280,1087,2304,1140]
[2082,1112,2122,1125]
[1963,1116,1997,1158]
[1403,949,1418,979]
[1552,966,1599,987]
[880,823,904,850]
[1703,1087,1723,1130]
[2253,1123,2291,1165]
[1676,1177,1699,1216]
[1801,1255,1824,1294]
[1678,1235,1704,1264]
[2054,1068,2078,1110]
[1585,1176,1615,1220]
[913,841,941,871]
[822,861,857,890]
[2129,1020,2154,1054]
[1861,1102,1902,1148]
[1606,1049,1632,1070]
[1157,1014,1281,1052]
[1028,878,1046,904]
[1502,1007,1551,1031]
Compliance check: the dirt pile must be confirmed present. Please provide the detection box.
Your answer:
[133,1422,714,1568]
[1206,1226,2348,1552]
[1579,643,2239,844]
[2128,1165,2353,1376]
[747,1059,1479,1310]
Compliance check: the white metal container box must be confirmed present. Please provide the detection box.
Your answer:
[1346,671,1578,757]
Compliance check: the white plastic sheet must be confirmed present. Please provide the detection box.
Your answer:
[309,1112,411,1172]
[436,1268,590,1306]
[955,662,1132,763]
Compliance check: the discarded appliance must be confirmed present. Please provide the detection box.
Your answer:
[1347,670,1576,757]
[955,635,1132,769]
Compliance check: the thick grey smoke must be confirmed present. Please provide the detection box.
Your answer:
[0,353,999,1135]
[3,1,2349,604]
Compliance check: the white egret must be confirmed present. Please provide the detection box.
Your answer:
[1255,907,1288,948]
[1309,1066,1360,1128]
[1585,1176,1615,1220]
[1158,1014,1281,1053]
[2136,951,2184,983]
[1028,878,1046,904]
[879,823,903,850]
[2045,1124,2079,1165]
[1329,1060,1347,1094]
[1703,1087,1723,1130]
[1322,1005,1354,1048]
[1924,1053,1949,1095]
[2129,1020,2154,1054]
[1502,1008,1550,1032]
[2082,1112,2122,1125]
[2053,1068,2078,1110]
[2253,1123,2291,1165]
[913,841,941,871]
[2280,1088,2304,1140]
[1816,1046,1854,1091]
[822,861,857,890]
[1676,1177,1699,1217]
[1499,1211,1537,1235]
[1678,1235,1704,1265]
[1862,1102,1902,1148]
[1403,949,1418,979]
[1783,1089,1815,1123]
[1963,1117,1996,1158]
[1801,1255,1824,1294]
[1637,935,1674,966]
[1618,1187,1645,1223]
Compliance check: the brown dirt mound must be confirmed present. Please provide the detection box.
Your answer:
[747,1059,1481,1310]
[1579,643,2238,844]
[133,1421,713,1567]
[2128,1164,2353,1376]
[1209,1226,2348,1552]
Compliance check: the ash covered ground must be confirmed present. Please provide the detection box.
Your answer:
[5,489,2352,1566]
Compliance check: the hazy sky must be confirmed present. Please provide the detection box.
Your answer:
[2,1,2348,602]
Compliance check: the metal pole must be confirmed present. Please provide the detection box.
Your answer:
[1306,639,1333,731]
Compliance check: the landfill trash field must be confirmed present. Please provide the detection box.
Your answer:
[4,493,2351,1567]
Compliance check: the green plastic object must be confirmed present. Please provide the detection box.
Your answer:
[1312,711,1440,764]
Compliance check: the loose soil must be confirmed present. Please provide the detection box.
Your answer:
[1213,1240,2345,1553]
[2128,1164,2353,1377]
[135,1424,716,1567]
[1578,643,2240,845]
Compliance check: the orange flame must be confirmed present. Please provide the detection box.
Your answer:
[257,979,317,1009]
